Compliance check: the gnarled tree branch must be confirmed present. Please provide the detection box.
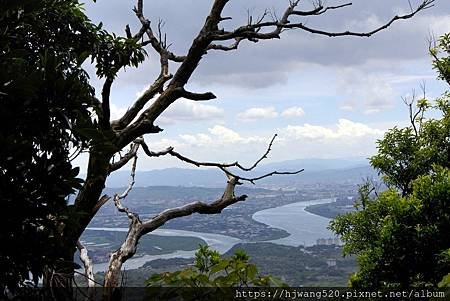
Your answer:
[76,241,95,291]
[210,0,434,41]
[133,0,186,62]
[109,141,141,172]
[140,175,246,234]
[138,134,299,174]
[103,154,140,288]
[117,0,433,149]
[178,88,217,101]
[102,134,302,288]
[207,37,245,52]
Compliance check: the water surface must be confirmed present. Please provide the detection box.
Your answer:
[252,198,336,246]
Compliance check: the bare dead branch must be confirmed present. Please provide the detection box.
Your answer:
[179,88,217,101]
[211,0,434,41]
[207,37,245,52]
[104,131,305,287]
[139,134,274,171]
[118,0,433,148]
[402,89,424,137]
[291,2,353,16]
[133,0,185,62]
[236,169,304,184]
[113,154,139,221]
[141,179,247,233]
[78,0,435,290]
[118,48,215,144]
[104,172,246,287]
[138,134,304,184]
[109,142,140,172]
[104,154,142,288]
[92,194,110,216]
[76,241,95,291]
[111,74,172,131]
[242,134,276,171]
[220,16,233,22]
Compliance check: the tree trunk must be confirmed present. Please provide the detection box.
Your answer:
[73,150,113,238]
[102,219,141,301]
[59,150,113,295]
[103,220,142,288]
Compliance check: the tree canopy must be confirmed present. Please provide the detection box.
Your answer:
[0,0,97,288]
[146,245,286,300]
[0,0,145,289]
[330,35,450,288]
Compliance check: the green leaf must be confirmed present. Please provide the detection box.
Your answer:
[209,260,229,275]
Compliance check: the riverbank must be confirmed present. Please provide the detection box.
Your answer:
[98,242,356,287]
[252,198,336,246]
[83,197,337,273]
[305,202,356,219]
[85,228,242,272]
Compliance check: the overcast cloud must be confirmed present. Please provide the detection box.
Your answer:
[74,0,450,171]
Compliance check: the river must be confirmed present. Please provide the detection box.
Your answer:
[252,198,336,246]
[87,228,242,271]
[87,197,335,271]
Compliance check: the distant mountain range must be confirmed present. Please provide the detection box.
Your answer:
[105,158,378,188]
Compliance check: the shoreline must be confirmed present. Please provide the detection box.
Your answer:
[88,198,335,272]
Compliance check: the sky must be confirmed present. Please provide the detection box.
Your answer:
[75,0,450,171]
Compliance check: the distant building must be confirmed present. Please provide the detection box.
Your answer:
[316,237,341,246]
[326,259,337,267]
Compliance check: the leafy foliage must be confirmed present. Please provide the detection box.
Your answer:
[0,0,147,290]
[0,0,96,289]
[93,28,147,79]
[370,97,449,196]
[330,34,450,288]
[331,168,450,288]
[146,245,286,300]
[431,33,450,85]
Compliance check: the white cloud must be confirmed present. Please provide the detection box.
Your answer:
[180,133,213,145]
[286,124,335,139]
[108,98,223,125]
[281,106,305,118]
[284,119,384,140]
[178,125,244,146]
[336,119,384,137]
[208,125,242,143]
[159,99,224,124]
[274,119,387,159]
[186,125,271,149]
[110,104,127,120]
[132,119,389,169]
[147,138,184,149]
[237,107,278,122]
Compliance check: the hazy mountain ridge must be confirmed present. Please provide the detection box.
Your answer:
[105,158,376,188]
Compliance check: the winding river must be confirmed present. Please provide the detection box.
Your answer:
[252,198,336,246]
[87,228,242,271]
[88,197,335,271]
